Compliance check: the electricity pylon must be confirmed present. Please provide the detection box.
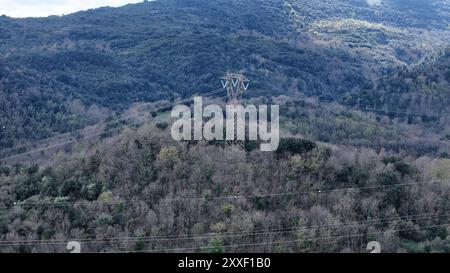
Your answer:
[221,71,250,154]
[221,72,250,105]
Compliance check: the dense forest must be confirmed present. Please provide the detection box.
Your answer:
[2,124,450,253]
[4,0,450,149]
[1,0,450,253]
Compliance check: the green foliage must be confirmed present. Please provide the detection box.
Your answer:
[252,196,271,210]
[81,181,103,201]
[221,204,235,217]
[276,138,317,157]
[156,123,169,130]
[345,48,450,124]
[382,157,416,177]
[207,238,224,253]
[134,237,146,251]
[60,178,82,198]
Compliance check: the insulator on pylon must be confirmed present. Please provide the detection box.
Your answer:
[221,80,228,88]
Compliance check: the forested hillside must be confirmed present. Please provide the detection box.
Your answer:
[0,58,88,149]
[2,124,450,253]
[2,0,450,253]
[0,0,376,148]
[4,0,450,148]
[343,48,450,121]
[0,0,368,107]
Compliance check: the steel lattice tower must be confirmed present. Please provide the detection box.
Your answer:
[221,72,249,153]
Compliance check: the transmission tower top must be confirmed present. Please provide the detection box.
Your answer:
[221,72,249,105]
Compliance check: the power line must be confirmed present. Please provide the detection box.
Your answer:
[0,116,138,156]
[114,222,450,253]
[4,177,450,209]
[319,99,447,119]
[0,88,224,162]
[2,88,448,162]
[0,210,447,247]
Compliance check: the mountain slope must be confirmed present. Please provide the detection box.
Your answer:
[2,0,450,254]
[342,47,450,121]
[1,0,450,149]
[0,0,373,106]
[0,58,89,148]
[285,0,450,65]
[0,0,378,149]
